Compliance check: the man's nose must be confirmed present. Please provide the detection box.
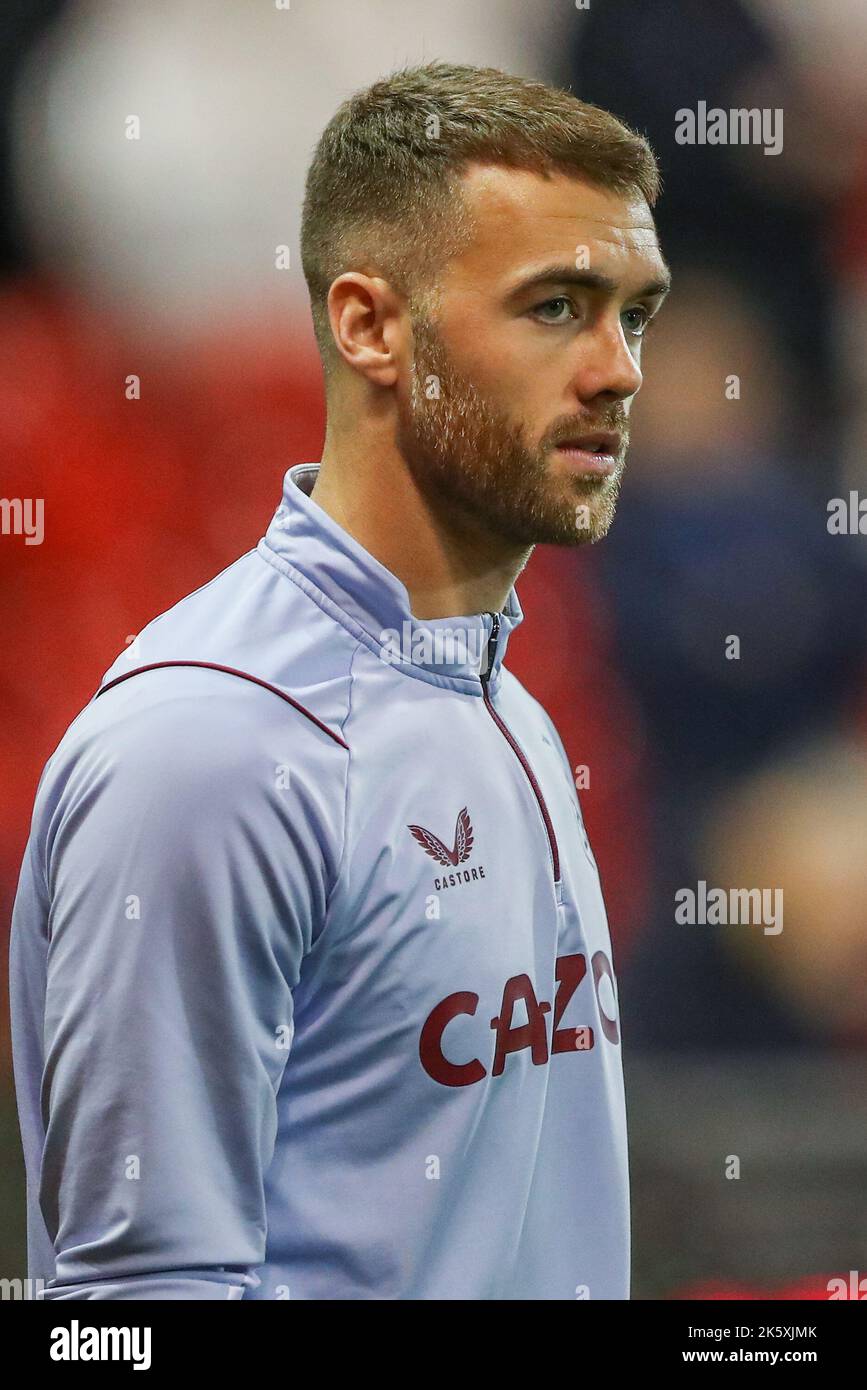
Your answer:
[572,320,643,402]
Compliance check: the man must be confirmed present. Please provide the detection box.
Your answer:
[10,61,669,1300]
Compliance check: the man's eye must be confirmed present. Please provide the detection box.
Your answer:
[533,296,578,325]
[622,306,652,337]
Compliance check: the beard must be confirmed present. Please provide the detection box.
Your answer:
[395,311,628,548]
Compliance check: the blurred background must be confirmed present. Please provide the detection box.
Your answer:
[2,0,866,1299]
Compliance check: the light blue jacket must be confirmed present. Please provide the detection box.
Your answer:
[9,461,629,1299]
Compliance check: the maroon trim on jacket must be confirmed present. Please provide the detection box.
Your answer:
[94,660,350,751]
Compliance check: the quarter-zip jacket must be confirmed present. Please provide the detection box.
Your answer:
[9,461,630,1300]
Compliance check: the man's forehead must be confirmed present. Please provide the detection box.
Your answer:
[454,163,660,263]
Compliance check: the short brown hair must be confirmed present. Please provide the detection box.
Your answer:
[301,61,660,382]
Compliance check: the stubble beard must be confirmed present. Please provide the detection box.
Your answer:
[395,312,627,548]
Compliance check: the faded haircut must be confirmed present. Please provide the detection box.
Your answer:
[300,60,660,383]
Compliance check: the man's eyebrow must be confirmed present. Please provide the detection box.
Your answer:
[505,265,672,302]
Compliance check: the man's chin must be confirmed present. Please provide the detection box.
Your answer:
[503,505,617,548]
[545,513,617,546]
[541,478,621,546]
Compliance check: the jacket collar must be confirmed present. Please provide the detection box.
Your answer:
[259,462,524,694]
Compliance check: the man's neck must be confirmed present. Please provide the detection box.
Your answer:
[309,439,532,621]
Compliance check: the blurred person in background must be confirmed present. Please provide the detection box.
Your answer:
[702,733,867,1049]
[628,732,867,1299]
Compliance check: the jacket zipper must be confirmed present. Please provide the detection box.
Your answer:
[480,611,561,884]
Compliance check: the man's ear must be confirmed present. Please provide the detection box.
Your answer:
[326,273,404,388]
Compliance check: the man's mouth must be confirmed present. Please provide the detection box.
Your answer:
[553,431,621,476]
